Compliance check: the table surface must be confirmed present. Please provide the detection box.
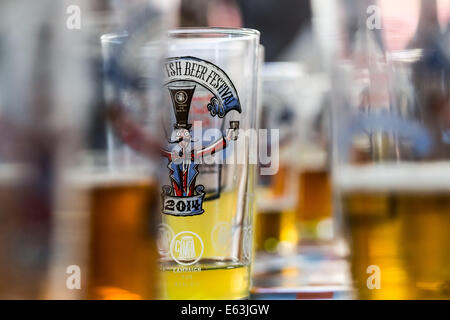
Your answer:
[250,241,354,300]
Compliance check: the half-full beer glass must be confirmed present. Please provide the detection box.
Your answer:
[48,0,172,299]
[330,0,450,299]
[158,28,260,300]
[255,62,302,254]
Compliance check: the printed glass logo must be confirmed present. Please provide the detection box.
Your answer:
[170,231,204,266]
[161,56,241,217]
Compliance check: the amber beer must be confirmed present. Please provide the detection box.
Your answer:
[337,164,450,299]
[79,172,158,300]
[255,166,297,253]
[296,150,333,240]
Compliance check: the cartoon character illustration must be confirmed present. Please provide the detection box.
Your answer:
[161,85,239,216]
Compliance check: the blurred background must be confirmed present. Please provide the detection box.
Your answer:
[0,0,448,300]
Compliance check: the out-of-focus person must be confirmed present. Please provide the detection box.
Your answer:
[178,0,242,28]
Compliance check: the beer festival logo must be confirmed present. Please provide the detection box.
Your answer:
[170,231,204,266]
[161,56,241,217]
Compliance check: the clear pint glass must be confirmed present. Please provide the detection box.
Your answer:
[158,28,260,300]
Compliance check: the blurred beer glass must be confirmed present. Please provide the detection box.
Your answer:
[295,73,333,242]
[0,0,91,299]
[330,0,450,299]
[255,62,302,255]
[48,0,175,299]
[91,13,166,301]
[158,28,260,299]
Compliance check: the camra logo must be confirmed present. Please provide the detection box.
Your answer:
[170,231,204,266]
[161,56,241,216]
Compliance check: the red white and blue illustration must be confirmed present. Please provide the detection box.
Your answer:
[161,56,241,216]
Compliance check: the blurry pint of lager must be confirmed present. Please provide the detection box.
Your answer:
[336,164,450,299]
[296,147,333,241]
[295,73,333,242]
[255,166,298,254]
[85,172,158,299]
[56,165,159,300]
[254,62,303,254]
[77,2,171,299]
[330,0,449,298]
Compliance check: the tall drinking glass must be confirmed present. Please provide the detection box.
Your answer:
[255,62,302,255]
[47,0,174,299]
[0,0,91,299]
[330,0,450,299]
[295,73,333,242]
[158,28,260,300]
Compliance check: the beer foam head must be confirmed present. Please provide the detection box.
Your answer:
[335,162,450,192]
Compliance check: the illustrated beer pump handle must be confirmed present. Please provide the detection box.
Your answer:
[228,121,239,141]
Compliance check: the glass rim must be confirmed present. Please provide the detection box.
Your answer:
[168,27,260,39]
[100,32,128,43]
[101,27,260,44]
